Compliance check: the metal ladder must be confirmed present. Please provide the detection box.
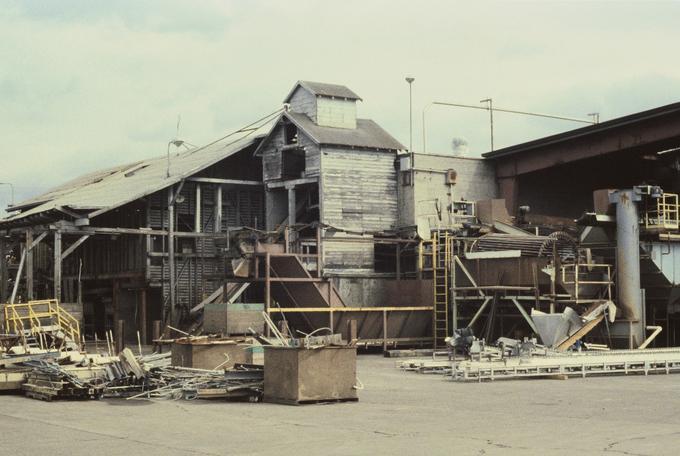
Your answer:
[432,230,450,348]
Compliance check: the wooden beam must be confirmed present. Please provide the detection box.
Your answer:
[168,187,176,324]
[53,231,62,301]
[139,289,147,344]
[195,183,202,233]
[0,238,6,303]
[61,235,90,261]
[25,229,33,300]
[9,247,26,304]
[266,176,318,189]
[215,184,223,233]
[28,231,48,251]
[511,298,540,334]
[187,177,262,186]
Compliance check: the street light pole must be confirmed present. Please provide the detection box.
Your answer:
[166,140,185,178]
[480,98,494,152]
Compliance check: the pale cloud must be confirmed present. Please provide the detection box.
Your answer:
[1,0,679,214]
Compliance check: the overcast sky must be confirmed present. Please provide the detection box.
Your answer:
[2,0,680,215]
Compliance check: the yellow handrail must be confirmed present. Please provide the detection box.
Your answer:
[2,299,80,345]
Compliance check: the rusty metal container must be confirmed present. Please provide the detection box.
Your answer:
[263,346,358,405]
[171,338,254,370]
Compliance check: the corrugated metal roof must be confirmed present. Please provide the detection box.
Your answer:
[1,134,263,226]
[482,101,680,159]
[284,111,404,150]
[283,80,362,103]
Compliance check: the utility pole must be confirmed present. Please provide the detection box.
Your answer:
[405,77,415,185]
[480,98,494,152]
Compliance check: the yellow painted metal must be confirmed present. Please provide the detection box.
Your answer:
[432,230,451,348]
[644,192,679,230]
[3,299,80,347]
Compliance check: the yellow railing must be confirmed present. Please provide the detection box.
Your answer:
[3,299,80,346]
[561,263,612,303]
[644,193,679,230]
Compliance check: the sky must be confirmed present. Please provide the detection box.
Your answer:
[1,0,680,215]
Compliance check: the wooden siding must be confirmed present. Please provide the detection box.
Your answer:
[288,87,317,122]
[320,147,398,272]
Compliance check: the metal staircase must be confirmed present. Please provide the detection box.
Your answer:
[3,299,81,350]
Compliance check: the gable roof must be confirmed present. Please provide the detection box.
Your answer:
[283,80,362,103]
[254,111,405,156]
[285,111,403,150]
[1,134,264,227]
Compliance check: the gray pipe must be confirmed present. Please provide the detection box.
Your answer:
[610,189,645,346]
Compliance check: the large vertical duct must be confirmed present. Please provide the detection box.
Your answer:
[609,188,645,346]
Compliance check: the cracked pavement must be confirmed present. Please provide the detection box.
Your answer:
[1,355,679,455]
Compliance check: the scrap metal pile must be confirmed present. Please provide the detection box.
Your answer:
[0,347,264,402]
[397,302,680,382]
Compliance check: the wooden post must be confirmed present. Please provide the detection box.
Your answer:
[152,320,162,353]
[139,289,147,344]
[25,229,33,300]
[382,309,388,352]
[53,230,62,301]
[194,183,202,233]
[112,280,120,330]
[395,243,401,280]
[214,184,223,233]
[265,252,271,337]
[115,319,125,353]
[348,319,357,345]
[287,187,296,226]
[168,187,176,324]
[329,308,334,333]
[316,225,322,278]
[0,237,6,303]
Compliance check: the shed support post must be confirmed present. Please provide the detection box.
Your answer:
[195,183,202,233]
[25,229,33,300]
[139,288,147,344]
[265,252,271,337]
[53,231,62,302]
[167,187,176,325]
[215,184,223,233]
[287,187,296,226]
[0,237,6,303]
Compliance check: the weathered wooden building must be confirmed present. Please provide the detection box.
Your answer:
[0,133,266,342]
[1,81,439,345]
[256,81,405,274]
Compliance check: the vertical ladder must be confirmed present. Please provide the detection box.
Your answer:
[432,230,450,348]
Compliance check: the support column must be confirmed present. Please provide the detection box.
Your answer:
[287,187,296,225]
[139,289,147,344]
[610,188,645,347]
[215,184,223,233]
[53,231,62,301]
[265,252,271,337]
[195,183,202,233]
[25,229,33,300]
[167,187,176,325]
[0,237,7,303]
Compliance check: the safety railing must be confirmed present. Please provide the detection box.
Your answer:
[644,192,679,230]
[3,299,80,346]
[560,263,612,302]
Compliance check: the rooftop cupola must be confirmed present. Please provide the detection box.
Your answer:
[283,80,362,129]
